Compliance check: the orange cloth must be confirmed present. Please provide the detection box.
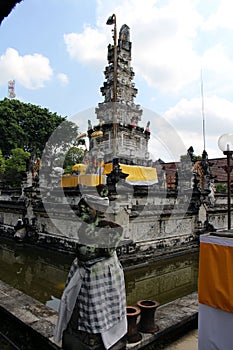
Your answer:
[198,235,233,313]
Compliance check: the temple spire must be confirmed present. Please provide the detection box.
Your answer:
[88,20,151,166]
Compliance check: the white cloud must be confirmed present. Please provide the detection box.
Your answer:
[203,0,233,30]
[202,45,233,95]
[57,73,69,86]
[62,0,233,101]
[64,0,203,93]
[64,27,107,68]
[127,0,203,92]
[163,96,233,158]
[0,48,53,89]
[62,0,233,162]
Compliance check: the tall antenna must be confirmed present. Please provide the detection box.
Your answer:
[200,69,206,151]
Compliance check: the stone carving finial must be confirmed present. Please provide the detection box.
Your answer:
[187,146,194,161]
[145,121,150,133]
[88,120,92,130]
[119,24,130,42]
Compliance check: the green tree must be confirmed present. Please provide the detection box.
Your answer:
[40,119,80,173]
[0,98,66,158]
[4,148,30,187]
[0,150,5,177]
[215,183,227,193]
[63,147,85,171]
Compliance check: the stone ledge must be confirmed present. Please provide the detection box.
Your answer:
[0,280,59,349]
[127,292,198,349]
[0,279,198,349]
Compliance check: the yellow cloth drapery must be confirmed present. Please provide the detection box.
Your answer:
[103,163,158,185]
[61,164,158,187]
[72,164,87,174]
[61,175,105,187]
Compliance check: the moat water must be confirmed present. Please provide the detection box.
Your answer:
[0,238,198,311]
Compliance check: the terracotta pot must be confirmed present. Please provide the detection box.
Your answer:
[126,306,142,343]
[137,300,160,333]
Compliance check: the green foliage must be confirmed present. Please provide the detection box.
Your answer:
[63,146,85,170]
[41,120,80,171]
[0,150,5,177]
[215,183,227,193]
[4,148,30,187]
[193,155,202,161]
[63,165,73,174]
[0,98,66,158]
[0,98,81,187]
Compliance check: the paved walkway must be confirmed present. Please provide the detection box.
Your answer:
[164,329,198,349]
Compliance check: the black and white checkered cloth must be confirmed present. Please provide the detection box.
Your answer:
[54,252,127,346]
[67,253,126,334]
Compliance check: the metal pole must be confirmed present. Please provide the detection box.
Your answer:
[227,152,231,229]
[113,15,117,157]
[106,14,118,159]
[223,150,233,230]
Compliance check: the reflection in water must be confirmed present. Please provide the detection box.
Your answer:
[0,239,73,311]
[125,253,199,306]
[0,239,198,311]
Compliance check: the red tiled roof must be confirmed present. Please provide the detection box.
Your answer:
[208,157,233,183]
[154,157,233,187]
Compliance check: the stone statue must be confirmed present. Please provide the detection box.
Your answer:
[201,149,210,176]
[145,121,150,133]
[207,181,215,207]
[54,194,127,350]
[187,146,194,161]
[88,120,92,130]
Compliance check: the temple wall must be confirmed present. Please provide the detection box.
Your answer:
[0,192,232,253]
[128,212,196,249]
[208,211,231,231]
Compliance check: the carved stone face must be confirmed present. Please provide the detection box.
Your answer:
[77,199,97,224]
[76,244,98,261]
[75,220,123,261]
[80,204,96,222]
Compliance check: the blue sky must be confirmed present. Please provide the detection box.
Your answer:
[1,0,233,161]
